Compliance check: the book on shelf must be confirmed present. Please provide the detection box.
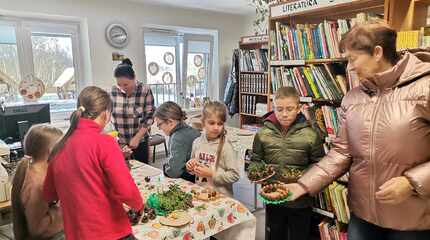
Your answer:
[271,63,347,101]
[240,73,268,94]
[319,219,348,240]
[239,49,269,72]
[270,12,382,61]
[241,95,257,115]
[305,105,341,147]
[315,181,350,224]
[397,27,430,50]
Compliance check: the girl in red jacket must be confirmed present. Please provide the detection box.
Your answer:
[43,86,143,240]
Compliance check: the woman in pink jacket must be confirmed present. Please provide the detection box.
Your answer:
[287,22,430,240]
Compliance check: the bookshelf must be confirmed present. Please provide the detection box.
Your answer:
[238,35,270,129]
[267,0,401,238]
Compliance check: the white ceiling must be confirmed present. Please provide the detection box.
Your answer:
[129,0,256,15]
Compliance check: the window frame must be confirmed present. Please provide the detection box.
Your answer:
[142,29,214,107]
[0,17,83,103]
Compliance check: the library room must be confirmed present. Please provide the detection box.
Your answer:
[0,0,429,239]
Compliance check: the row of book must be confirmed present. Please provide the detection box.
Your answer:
[270,12,381,61]
[315,181,350,224]
[396,27,430,50]
[240,73,268,94]
[305,105,341,145]
[271,20,346,60]
[241,95,257,115]
[271,64,347,101]
[239,49,269,72]
[319,220,348,240]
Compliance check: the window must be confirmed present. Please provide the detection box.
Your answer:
[0,18,81,112]
[0,24,20,102]
[143,29,213,107]
[145,45,177,104]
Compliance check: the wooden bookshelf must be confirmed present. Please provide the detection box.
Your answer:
[270,58,347,66]
[239,35,270,128]
[266,1,408,237]
[388,0,430,31]
[240,112,263,117]
[241,92,269,96]
[240,71,268,74]
[313,207,335,219]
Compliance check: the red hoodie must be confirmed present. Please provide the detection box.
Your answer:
[43,118,143,240]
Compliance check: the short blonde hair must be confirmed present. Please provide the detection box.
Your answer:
[274,86,300,102]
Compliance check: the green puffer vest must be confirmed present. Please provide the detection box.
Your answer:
[251,112,325,208]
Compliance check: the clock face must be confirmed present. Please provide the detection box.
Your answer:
[106,23,129,48]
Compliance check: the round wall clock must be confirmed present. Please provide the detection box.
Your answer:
[106,23,129,49]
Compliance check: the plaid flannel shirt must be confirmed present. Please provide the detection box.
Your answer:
[110,82,155,144]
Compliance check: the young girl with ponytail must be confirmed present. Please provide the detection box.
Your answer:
[43,86,143,240]
[186,101,240,197]
[11,124,64,240]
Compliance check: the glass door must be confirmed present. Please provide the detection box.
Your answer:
[182,34,213,107]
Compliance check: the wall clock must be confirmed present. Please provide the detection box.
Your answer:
[106,23,129,49]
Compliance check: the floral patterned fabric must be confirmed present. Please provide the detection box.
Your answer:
[130,162,255,240]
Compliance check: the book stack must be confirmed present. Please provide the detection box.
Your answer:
[241,95,257,115]
[239,49,269,72]
[396,30,421,50]
[240,73,268,94]
[397,27,430,50]
[271,64,347,101]
[319,220,348,240]
[315,181,350,224]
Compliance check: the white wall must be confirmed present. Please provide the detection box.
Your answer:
[0,0,251,99]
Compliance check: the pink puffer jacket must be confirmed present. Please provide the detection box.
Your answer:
[298,52,430,230]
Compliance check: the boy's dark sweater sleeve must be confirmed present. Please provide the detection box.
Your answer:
[101,136,143,211]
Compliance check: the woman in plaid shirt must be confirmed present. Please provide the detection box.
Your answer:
[111,58,155,163]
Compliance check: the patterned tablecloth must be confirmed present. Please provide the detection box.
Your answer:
[130,161,255,240]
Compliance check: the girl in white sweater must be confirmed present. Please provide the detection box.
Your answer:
[186,101,240,196]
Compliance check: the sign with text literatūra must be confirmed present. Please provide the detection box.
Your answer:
[271,0,356,18]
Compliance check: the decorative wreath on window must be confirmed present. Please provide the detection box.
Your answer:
[198,67,206,80]
[162,72,174,84]
[193,55,203,67]
[18,74,46,102]
[163,52,175,65]
[187,75,198,85]
[148,62,160,76]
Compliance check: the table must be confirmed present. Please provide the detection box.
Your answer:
[129,161,256,240]
[225,127,263,212]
